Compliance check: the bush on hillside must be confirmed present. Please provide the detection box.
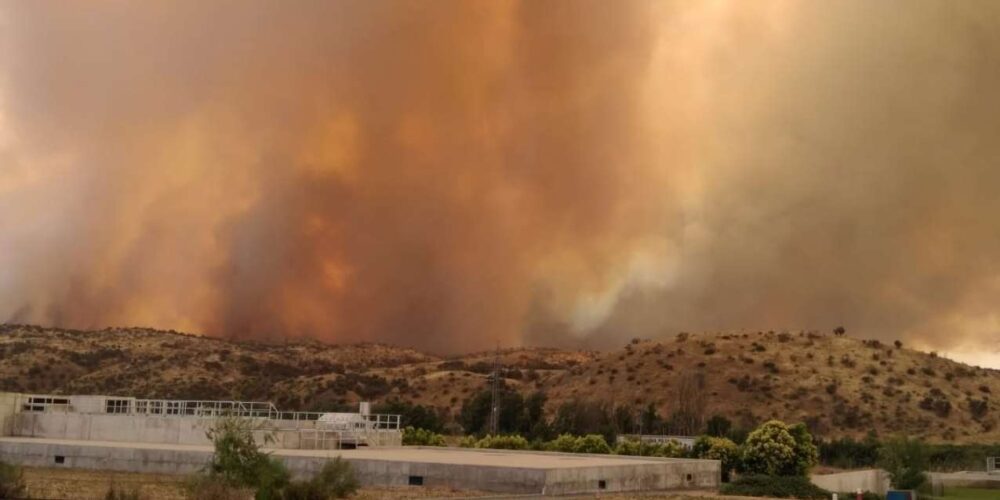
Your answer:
[0,461,27,500]
[402,426,446,446]
[720,474,830,499]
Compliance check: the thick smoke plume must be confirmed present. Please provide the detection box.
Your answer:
[1,1,999,356]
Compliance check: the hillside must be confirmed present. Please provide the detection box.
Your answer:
[1,324,997,443]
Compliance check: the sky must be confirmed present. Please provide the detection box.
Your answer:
[1,1,999,363]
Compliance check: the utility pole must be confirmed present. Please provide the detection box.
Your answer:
[489,343,501,436]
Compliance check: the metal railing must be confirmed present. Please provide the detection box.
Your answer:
[133,399,279,418]
[19,394,401,433]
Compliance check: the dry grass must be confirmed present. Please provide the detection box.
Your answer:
[2,324,998,442]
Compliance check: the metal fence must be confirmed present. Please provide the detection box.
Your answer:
[20,394,401,431]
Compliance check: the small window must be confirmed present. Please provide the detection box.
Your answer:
[598,480,607,490]
[408,475,424,486]
[54,455,65,464]
[105,399,131,414]
[686,473,693,482]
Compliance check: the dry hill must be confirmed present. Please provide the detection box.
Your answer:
[1,324,997,443]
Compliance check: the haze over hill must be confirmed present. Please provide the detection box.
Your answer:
[2,324,998,444]
[2,1,1000,362]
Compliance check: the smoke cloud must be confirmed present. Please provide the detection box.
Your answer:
[1,1,999,355]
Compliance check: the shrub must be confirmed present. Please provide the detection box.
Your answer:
[0,461,27,500]
[548,434,582,453]
[283,458,359,499]
[614,438,685,458]
[185,476,253,500]
[649,440,686,458]
[614,439,643,456]
[402,427,446,446]
[721,474,830,499]
[693,436,740,481]
[473,434,529,450]
[202,416,290,500]
[878,435,929,490]
[574,434,612,454]
[787,423,820,475]
[104,484,143,500]
[458,435,477,448]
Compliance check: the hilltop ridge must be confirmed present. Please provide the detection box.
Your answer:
[1,324,996,443]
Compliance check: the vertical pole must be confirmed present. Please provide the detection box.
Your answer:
[489,343,501,436]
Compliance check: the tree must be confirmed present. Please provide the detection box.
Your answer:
[706,415,733,437]
[787,423,819,476]
[878,435,929,490]
[373,400,443,433]
[694,436,741,482]
[523,391,551,440]
[0,461,26,499]
[834,326,846,336]
[640,403,663,434]
[666,373,707,435]
[613,405,637,436]
[551,400,616,444]
[741,420,816,476]
[203,416,290,500]
[459,382,526,436]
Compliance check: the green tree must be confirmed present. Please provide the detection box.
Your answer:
[0,461,26,499]
[706,415,733,437]
[459,382,526,436]
[878,435,929,490]
[523,391,551,440]
[740,420,800,476]
[740,420,818,477]
[552,401,616,444]
[640,403,663,434]
[694,436,740,481]
[203,416,290,500]
[788,423,819,476]
[373,400,443,433]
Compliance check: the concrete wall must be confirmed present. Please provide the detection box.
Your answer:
[0,392,22,437]
[811,469,890,495]
[0,440,720,495]
[14,412,219,446]
[543,458,719,495]
[11,412,400,449]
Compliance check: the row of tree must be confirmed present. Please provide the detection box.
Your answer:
[376,378,741,445]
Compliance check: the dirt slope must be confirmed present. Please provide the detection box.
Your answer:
[2,325,997,442]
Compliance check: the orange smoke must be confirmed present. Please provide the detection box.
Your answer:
[1,1,1000,355]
